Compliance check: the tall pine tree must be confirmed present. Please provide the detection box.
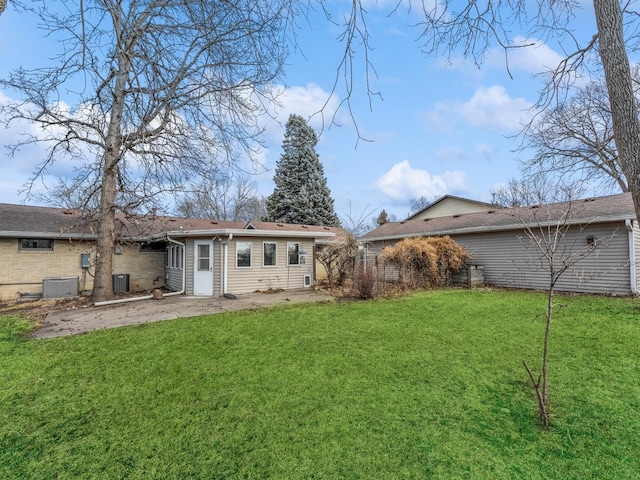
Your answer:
[265,114,341,226]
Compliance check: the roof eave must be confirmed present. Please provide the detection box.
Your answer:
[360,213,635,243]
[0,231,98,240]
[160,228,336,239]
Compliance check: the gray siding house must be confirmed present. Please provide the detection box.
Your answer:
[360,193,639,296]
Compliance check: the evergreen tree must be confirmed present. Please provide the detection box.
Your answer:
[265,114,341,226]
[375,209,390,226]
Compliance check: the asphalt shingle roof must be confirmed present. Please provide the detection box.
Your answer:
[360,193,637,242]
[0,203,346,239]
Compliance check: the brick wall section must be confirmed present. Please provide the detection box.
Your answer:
[0,238,96,300]
[112,243,166,292]
[0,239,166,301]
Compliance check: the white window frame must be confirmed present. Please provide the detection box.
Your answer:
[263,241,277,267]
[287,242,300,266]
[166,245,184,269]
[236,241,252,268]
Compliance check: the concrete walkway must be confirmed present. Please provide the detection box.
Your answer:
[33,289,334,339]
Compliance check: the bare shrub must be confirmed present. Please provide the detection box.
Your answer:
[353,264,377,299]
[316,234,359,288]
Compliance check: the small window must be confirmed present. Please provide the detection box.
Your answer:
[263,242,277,266]
[166,245,184,269]
[288,242,300,266]
[140,241,165,252]
[237,241,252,267]
[19,239,53,250]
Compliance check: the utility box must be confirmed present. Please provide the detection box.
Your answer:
[451,264,485,288]
[43,277,79,299]
[112,274,130,293]
[80,253,91,269]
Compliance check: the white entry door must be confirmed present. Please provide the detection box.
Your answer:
[193,240,214,296]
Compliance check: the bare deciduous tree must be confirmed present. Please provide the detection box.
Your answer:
[316,233,359,288]
[339,201,376,237]
[175,175,266,222]
[408,196,434,215]
[412,0,640,235]
[1,0,297,301]
[491,175,586,208]
[505,201,615,426]
[521,77,632,194]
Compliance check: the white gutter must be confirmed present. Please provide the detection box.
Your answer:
[163,228,335,239]
[625,219,639,295]
[94,235,186,307]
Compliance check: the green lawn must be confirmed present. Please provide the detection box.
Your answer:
[1,289,639,479]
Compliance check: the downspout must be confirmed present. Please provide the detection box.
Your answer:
[223,233,232,295]
[625,219,639,295]
[164,236,186,297]
[94,236,186,307]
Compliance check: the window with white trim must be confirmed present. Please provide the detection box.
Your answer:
[237,241,252,267]
[166,245,184,269]
[263,242,277,266]
[287,242,300,266]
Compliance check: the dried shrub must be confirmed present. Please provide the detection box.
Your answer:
[316,233,359,288]
[426,236,471,285]
[353,264,377,299]
[380,236,469,289]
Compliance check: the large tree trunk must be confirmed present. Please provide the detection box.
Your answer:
[594,0,640,224]
[91,37,130,303]
[92,161,118,303]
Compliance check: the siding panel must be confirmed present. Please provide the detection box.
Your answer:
[451,223,631,295]
[365,222,633,296]
[226,237,315,294]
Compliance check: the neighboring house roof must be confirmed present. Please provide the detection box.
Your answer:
[405,195,500,221]
[361,193,637,242]
[0,203,346,241]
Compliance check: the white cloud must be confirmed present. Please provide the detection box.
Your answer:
[427,85,532,133]
[264,83,344,137]
[375,160,467,201]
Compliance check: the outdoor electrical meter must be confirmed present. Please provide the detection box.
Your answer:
[80,253,91,269]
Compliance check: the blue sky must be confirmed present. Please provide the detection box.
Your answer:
[0,1,601,222]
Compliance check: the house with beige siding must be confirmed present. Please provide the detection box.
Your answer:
[0,203,343,301]
[360,193,640,296]
[154,219,340,297]
[406,195,499,221]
